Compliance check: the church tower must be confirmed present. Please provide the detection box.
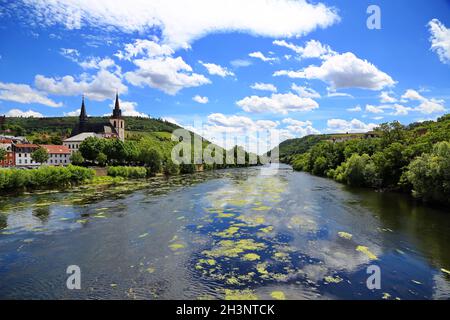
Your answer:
[110,92,125,141]
[78,95,88,133]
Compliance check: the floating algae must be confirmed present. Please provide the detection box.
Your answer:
[252,205,271,211]
[382,292,391,300]
[259,226,274,233]
[273,252,290,262]
[356,246,378,260]
[270,291,286,300]
[146,267,155,274]
[214,226,240,238]
[76,219,87,224]
[441,268,450,275]
[324,275,343,284]
[224,289,258,300]
[226,277,241,285]
[338,232,353,240]
[203,239,266,258]
[242,253,261,261]
[139,233,149,238]
[256,262,269,276]
[198,258,216,266]
[169,243,185,251]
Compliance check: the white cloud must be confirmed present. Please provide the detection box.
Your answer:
[236,92,319,114]
[428,19,450,64]
[230,59,252,68]
[390,104,412,116]
[35,69,127,101]
[0,82,62,107]
[365,104,385,114]
[274,52,395,91]
[5,108,44,117]
[401,89,446,114]
[380,91,397,103]
[199,61,234,77]
[15,0,339,49]
[115,39,174,60]
[291,83,320,98]
[273,39,335,59]
[193,95,209,104]
[248,51,277,62]
[64,109,81,116]
[250,82,277,92]
[107,100,149,117]
[347,105,362,112]
[327,118,377,133]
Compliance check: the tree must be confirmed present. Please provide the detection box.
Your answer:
[405,141,450,204]
[163,157,179,175]
[104,139,127,165]
[0,149,6,162]
[139,148,162,173]
[31,147,49,164]
[70,151,84,165]
[79,137,104,162]
[96,152,108,167]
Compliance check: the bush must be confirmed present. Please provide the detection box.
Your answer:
[405,141,450,204]
[107,166,147,179]
[0,165,94,192]
[163,157,179,175]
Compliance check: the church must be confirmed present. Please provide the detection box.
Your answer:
[63,94,125,154]
[71,93,125,141]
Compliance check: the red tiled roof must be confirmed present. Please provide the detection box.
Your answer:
[0,139,13,143]
[14,144,39,148]
[41,145,70,154]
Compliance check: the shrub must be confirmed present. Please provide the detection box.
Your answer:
[107,166,147,179]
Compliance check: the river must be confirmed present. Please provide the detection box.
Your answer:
[0,164,449,300]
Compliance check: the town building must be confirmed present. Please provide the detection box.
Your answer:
[0,139,15,167]
[63,132,102,154]
[13,144,71,167]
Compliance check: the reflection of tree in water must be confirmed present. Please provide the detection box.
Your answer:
[33,206,51,223]
[0,214,7,229]
[348,186,450,272]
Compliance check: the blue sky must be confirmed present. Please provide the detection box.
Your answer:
[0,0,449,150]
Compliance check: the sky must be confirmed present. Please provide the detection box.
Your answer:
[0,0,449,152]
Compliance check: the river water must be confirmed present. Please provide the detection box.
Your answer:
[0,164,449,300]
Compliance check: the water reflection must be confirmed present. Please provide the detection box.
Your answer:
[0,165,449,299]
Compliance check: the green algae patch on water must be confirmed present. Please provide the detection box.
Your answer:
[441,268,450,275]
[251,205,271,211]
[139,233,149,238]
[146,267,155,274]
[324,275,343,284]
[242,253,261,261]
[270,291,286,300]
[198,258,216,266]
[356,245,378,260]
[338,232,353,240]
[224,289,258,300]
[169,243,185,251]
[382,292,391,300]
[203,239,266,258]
[214,226,239,238]
[273,251,290,262]
[259,226,274,233]
[256,262,269,276]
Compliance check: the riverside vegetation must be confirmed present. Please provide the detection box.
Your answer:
[280,114,450,205]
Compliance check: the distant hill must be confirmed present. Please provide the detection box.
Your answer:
[1,116,180,137]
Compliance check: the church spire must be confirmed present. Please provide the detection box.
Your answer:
[112,91,122,118]
[79,95,87,120]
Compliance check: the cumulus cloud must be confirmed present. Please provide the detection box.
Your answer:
[115,39,174,60]
[35,69,127,101]
[236,92,319,114]
[120,39,210,95]
[107,100,148,117]
[327,118,377,133]
[428,19,450,64]
[64,109,81,117]
[230,59,252,68]
[5,108,44,117]
[347,105,362,112]
[291,83,320,98]
[0,82,62,107]
[248,51,277,62]
[273,39,335,59]
[380,91,397,103]
[365,104,385,114]
[274,52,395,90]
[192,95,209,104]
[13,0,339,49]
[401,89,446,114]
[199,61,234,77]
[250,82,277,92]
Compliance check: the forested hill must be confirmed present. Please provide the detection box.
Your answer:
[1,116,180,137]
[275,114,450,205]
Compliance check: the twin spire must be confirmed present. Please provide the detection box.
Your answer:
[79,92,121,120]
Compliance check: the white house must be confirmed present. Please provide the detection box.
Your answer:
[13,144,71,167]
[63,132,101,155]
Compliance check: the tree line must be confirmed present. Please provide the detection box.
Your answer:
[286,115,450,205]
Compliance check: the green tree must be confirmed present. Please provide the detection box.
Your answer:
[405,141,450,204]
[96,152,108,166]
[0,149,6,162]
[104,139,127,165]
[139,148,162,174]
[163,157,179,175]
[31,147,49,164]
[70,151,84,165]
[79,137,105,162]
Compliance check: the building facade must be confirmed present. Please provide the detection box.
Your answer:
[0,139,15,167]
[13,144,71,167]
[63,132,100,154]
[13,144,39,167]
